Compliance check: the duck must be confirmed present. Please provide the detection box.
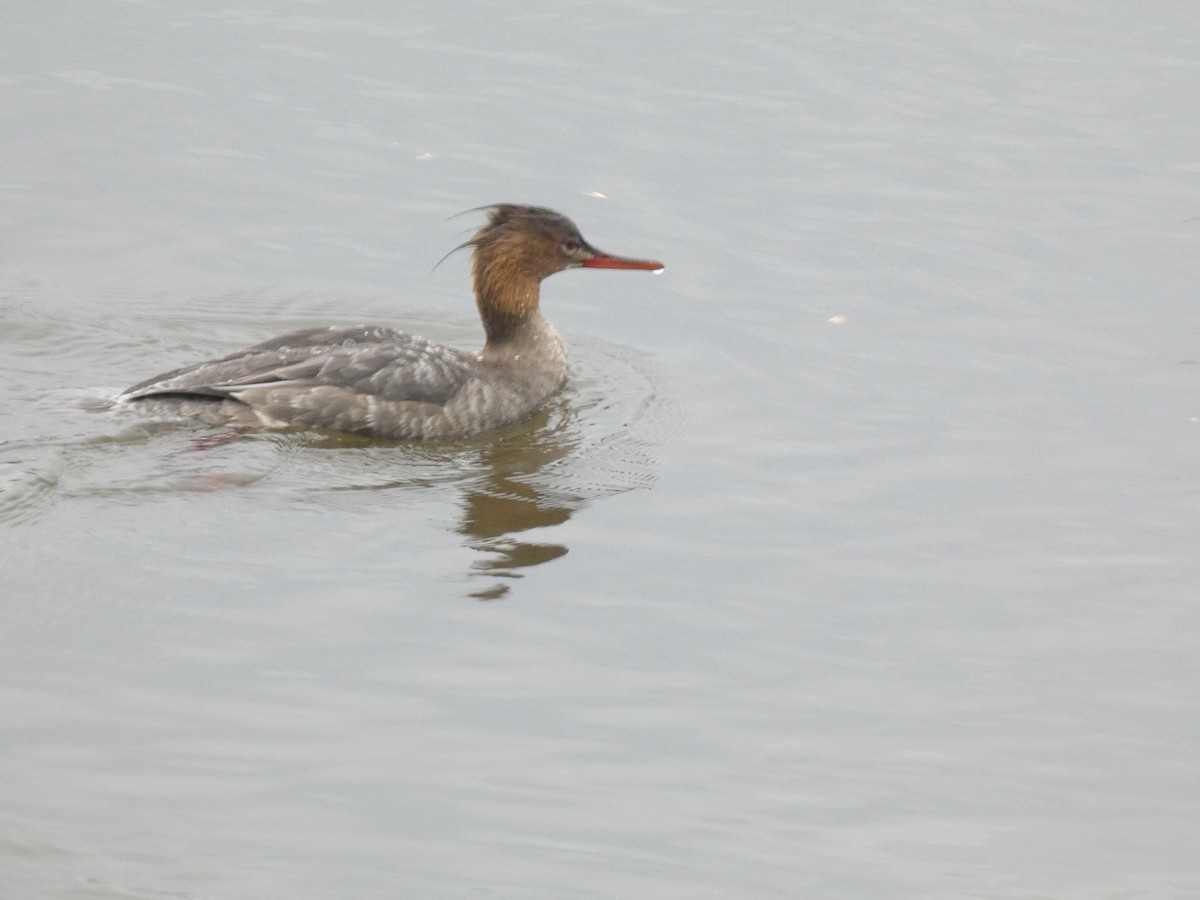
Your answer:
[120,204,663,439]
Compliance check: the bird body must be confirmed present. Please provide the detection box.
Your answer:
[120,205,661,439]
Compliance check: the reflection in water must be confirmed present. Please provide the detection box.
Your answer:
[454,411,576,599]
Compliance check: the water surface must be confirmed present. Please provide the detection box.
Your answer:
[2,2,1199,897]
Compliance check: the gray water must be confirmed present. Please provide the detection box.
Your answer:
[2,2,1199,898]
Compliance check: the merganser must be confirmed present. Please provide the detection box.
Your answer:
[120,204,663,439]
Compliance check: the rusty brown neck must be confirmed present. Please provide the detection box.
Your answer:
[472,253,549,348]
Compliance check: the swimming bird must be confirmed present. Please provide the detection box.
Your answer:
[120,204,663,439]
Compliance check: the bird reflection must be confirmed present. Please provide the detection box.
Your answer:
[452,408,578,599]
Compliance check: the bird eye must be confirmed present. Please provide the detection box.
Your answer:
[562,237,582,252]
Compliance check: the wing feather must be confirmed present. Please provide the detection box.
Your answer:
[121,325,489,435]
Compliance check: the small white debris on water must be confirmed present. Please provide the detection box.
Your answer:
[582,191,607,199]
[415,152,433,160]
[827,314,846,324]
